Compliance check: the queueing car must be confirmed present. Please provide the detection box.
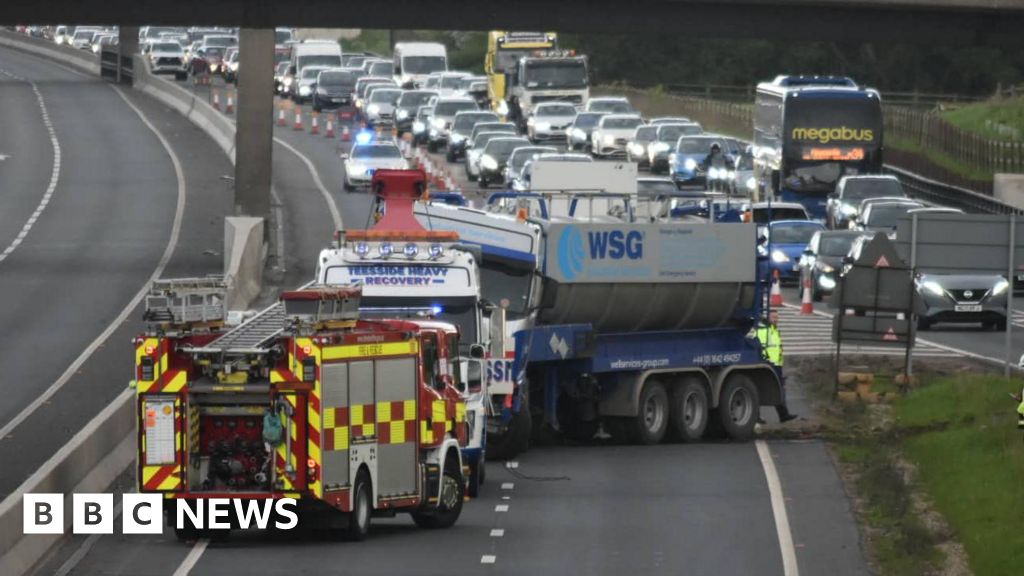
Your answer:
[590,114,644,158]
[758,220,826,282]
[364,87,404,127]
[293,65,329,104]
[341,136,409,191]
[477,136,531,188]
[411,105,435,146]
[798,230,866,301]
[915,273,1009,330]
[395,90,440,134]
[827,174,907,230]
[313,68,359,112]
[628,125,659,169]
[427,97,479,152]
[648,123,704,174]
[445,112,500,161]
[669,135,730,189]
[567,112,607,152]
[851,200,924,233]
[585,96,635,114]
[527,102,578,144]
[506,146,558,190]
[465,133,523,183]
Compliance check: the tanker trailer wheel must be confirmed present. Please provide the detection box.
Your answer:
[630,380,669,445]
[346,469,372,541]
[718,374,760,441]
[412,459,465,529]
[670,379,709,442]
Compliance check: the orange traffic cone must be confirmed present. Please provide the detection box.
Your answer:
[225,92,234,114]
[324,114,335,138]
[292,107,303,131]
[340,124,351,142]
[276,106,287,127]
[212,90,221,111]
[769,269,783,307]
[310,113,320,135]
[800,276,814,314]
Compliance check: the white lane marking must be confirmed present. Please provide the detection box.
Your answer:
[172,539,210,576]
[0,85,187,439]
[54,501,123,576]
[755,440,800,576]
[272,136,343,230]
[505,461,519,469]
[0,69,61,264]
[0,153,10,160]
[501,482,514,490]
[495,504,509,512]
[490,529,504,537]
[501,495,511,500]
[480,555,496,564]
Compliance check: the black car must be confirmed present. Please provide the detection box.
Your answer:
[395,90,439,134]
[446,111,501,161]
[477,137,531,188]
[798,230,865,300]
[567,112,606,152]
[312,69,358,112]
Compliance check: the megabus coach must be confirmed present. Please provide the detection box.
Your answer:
[752,75,883,220]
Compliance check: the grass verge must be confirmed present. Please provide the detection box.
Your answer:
[887,136,994,183]
[942,98,1024,143]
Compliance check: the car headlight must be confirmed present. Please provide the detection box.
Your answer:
[571,128,586,140]
[346,162,362,176]
[481,155,498,171]
[431,118,446,130]
[920,280,945,296]
[746,176,757,191]
[602,134,615,145]
[535,121,551,131]
[283,77,293,86]
[684,158,697,171]
[819,275,836,289]
[771,250,790,264]
[367,104,380,115]
[652,142,670,153]
[299,85,311,96]
[821,264,834,273]
[709,167,721,179]
[468,150,481,162]
[450,133,465,144]
[629,143,645,156]
[840,203,858,216]
[413,121,426,133]
[993,279,1010,296]
[397,109,409,119]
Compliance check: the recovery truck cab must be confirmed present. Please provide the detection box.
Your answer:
[315,170,490,495]
[134,278,469,540]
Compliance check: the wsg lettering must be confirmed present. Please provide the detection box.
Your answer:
[791,126,874,144]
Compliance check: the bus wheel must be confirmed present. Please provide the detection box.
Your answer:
[718,374,760,441]
[670,379,709,442]
[631,379,669,444]
[346,469,372,541]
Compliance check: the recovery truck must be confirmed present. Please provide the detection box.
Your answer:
[135,273,469,541]
[414,164,785,450]
[314,170,491,494]
[485,31,558,111]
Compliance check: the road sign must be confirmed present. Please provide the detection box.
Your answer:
[832,315,913,346]
[831,234,914,312]
[894,213,1024,275]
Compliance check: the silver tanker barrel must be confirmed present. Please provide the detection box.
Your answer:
[537,221,758,333]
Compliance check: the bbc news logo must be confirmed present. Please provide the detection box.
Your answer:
[24,494,298,534]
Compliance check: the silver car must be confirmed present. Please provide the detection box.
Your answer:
[916,273,1009,330]
[364,87,403,126]
[527,102,577,143]
[591,114,644,158]
[342,141,408,191]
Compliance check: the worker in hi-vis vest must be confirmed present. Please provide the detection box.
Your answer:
[756,311,797,423]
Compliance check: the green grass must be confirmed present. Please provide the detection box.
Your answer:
[892,375,1024,576]
[887,136,994,182]
[943,98,1024,142]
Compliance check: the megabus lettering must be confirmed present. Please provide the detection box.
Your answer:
[790,126,874,144]
[587,230,643,260]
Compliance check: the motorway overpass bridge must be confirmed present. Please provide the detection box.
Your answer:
[3,0,1023,218]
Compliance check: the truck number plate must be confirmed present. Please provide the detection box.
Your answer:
[954,304,982,312]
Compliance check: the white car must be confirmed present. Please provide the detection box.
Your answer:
[342,141,408,191]
[585,96,635,114]
[149,41,188,80]
[364,87,403,126]
[527,102,577,143]
[436,72,471,97]
[590,114,644,157]
[295,65,329,103]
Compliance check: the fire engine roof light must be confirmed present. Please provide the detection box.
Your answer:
[403,243,418,258]
[378,242,394,258]
[428,243,444,259]
[354,242,370,258]
[355,131,373,145]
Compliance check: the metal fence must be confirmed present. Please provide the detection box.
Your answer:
[885,106,1024,174]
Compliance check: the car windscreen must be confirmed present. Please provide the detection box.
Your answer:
[590,101,633,114]
[399,92,437,108]
[275,30,292,44]
[434,101,477,117]
[351,145,402,159]
[203,47,225,58]
[298,55,342,69]
[440,75,466,89]
[453,113,499,130]
[203,37,235,47]
[843,179,905,201]
[485,139,531,158]
[319,71,355,88]
[601,117,642,130]
[369,89,402,104]
[771,225,819,244]
[536,104,577,117]
[301,67,325,80]
[153,43,182,53]
[658,125,701,141]
[573,114,604,129]
[867,205,915,228]
[403,56,446,75]
[752,208,808,224]
[736,154,754,170]
[676,138,718,154]
[369,62,393,76]
[473,124,516,138]
[819,234,859,256]
[510,148,556,171]
[634,126,658,141]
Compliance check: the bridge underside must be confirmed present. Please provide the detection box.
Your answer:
[5,0,1024,46]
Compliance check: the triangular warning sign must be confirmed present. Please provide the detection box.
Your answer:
[874,255,890,268]
[882,327,898,341]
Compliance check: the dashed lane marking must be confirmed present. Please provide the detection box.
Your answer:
[490,529,504,537]
[501,482,514,490]
[495,504,509,512]
[481,555,496,564]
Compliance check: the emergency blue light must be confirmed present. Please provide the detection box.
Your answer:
[355,131,372,145]
[431,305,443,315]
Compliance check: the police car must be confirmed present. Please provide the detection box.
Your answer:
[341,134,409,191]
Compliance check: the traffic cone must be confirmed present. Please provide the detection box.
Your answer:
[276,106,287,127]
[340,124,351,142]
[324,114,335,138]
[212,90,221,111]
[800,276,814,315]
[769,270,783,306]
[225,92,234,114]
[310,113,320,135]
[292,107,303,131]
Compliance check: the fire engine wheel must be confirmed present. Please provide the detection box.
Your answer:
[631,380,669,445]
[347,470,372,541]
[670,379,709,442]
[718,374,760,441]
[412,467,464,529]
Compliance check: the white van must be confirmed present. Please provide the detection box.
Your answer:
[290,39,343,75]
[393,42,448,88]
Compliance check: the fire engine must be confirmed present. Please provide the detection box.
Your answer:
[134,277,469,540]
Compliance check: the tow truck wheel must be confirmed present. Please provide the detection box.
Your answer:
[347,470,372,541]
[718,374,760,441]
[670,379,709,442]
[412,462,464,529]
[631,380,669,445]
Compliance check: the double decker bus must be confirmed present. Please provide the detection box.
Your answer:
[485,31,558,109]
[753,76,883,220]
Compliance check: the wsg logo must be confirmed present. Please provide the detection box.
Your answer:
[791,126,874,144]
[557,226,643,280]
